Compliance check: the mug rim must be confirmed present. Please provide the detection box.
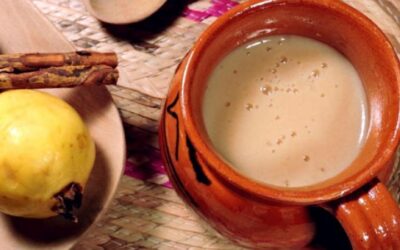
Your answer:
[180,0,400,204]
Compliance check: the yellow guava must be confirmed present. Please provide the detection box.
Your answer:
[0,90,95,221]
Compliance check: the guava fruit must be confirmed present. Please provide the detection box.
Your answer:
[0,90,95,222]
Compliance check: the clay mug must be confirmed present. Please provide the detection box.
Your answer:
[159,0,400,249]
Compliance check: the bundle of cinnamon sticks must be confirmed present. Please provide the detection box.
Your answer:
[0,51,118,89]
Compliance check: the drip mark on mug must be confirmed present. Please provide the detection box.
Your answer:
[166,93,180,161]
[186,136,211,185]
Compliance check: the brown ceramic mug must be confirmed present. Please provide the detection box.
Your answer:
[159,0,400,249]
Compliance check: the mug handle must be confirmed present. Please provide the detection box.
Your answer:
[331,179,400,249]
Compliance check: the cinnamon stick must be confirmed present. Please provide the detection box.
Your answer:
[0,65,118,89]
[0,51,118,73]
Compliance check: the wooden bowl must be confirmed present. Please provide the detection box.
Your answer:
[83,0,167,24]
[0,86,126,249]
[0,1,126,248]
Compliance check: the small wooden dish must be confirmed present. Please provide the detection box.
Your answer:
[0,86,126,249]
[83,0,167,24]
[0,1,126,248]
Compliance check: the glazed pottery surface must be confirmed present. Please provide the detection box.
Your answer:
[159,0,400,249]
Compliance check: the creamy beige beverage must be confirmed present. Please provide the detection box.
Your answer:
[203,35,368,187]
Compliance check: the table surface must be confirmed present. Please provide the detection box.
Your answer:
[26,0,400,249]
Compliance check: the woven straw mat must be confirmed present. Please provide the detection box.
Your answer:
[31,0,400,249]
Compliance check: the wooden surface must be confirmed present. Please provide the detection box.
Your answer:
[1,0,400,249]
[0,0,125,249]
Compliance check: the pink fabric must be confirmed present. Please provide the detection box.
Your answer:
[125,147,173,188]
[183,0,238,22]
[182,8,211,22]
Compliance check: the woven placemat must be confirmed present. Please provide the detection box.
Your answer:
[30,0,400,249]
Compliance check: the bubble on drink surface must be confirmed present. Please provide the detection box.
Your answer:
[275,115,280,120]
[266,47,272,52]
[260,77,265,81]
[280,56,288,64]
[245,103,253,111]
[225,102,231,107]
[297,61,301,65]
[278,37,286,45]
[286,88,292,93]
[284,180,290,187]
[246,51,251,56]
[320,93,325,98]
[270,68,277,74]
[293,88,299,93]
[233,69,238,74]
[260,84,273,95]
[335,84,339,88]
[276,139,283,145]
[320,168,325,172]
[271,149,276,153]
[322,62,328,69]
[274,86,279,91]
[303,155,310,162]
[275,63,280,68]
[310,69,320,78]
[291,131,297,137]
[268,103,273,108]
